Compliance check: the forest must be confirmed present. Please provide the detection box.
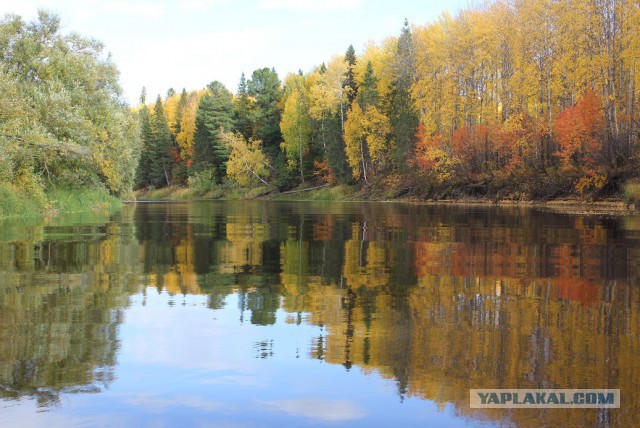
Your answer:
[135,0,640,202]
[2,0,640,216]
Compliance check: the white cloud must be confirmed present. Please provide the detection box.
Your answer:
[259,398,366,422]
[258,0,363,12]
[117,26,278,102]
[101,1,167,20]
[2,1,168,21]
[200,374,265,387]
[180,0,231,11]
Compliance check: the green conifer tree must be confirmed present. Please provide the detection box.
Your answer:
[234,73,255,140]
[389,20,419,170]
[358,61,379,109]
[247,67,282,156]
[135,103,154,188]
[150,95,173,187]
[344,45,358,106]
[192,81,235,182]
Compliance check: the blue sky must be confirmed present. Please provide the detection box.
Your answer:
[2,0,468,104]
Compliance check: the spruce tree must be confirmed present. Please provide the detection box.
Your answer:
[357,61,379,109]
[234,73,254,140]
[247,67,282,156]
[135,103,154,188]
[344,45,358,106]
[389,20,419,170]
[192,81,235,182]
[150,95,173,187]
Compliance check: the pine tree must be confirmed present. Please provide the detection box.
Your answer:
[192,81,235,182]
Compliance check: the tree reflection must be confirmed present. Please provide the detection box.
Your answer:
[0,212,140,406]
[144,201,639,427]
[2,201,639,427]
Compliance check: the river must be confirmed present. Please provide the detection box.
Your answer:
[0,201,638,427]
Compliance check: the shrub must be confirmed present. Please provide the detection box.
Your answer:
[188,168,218,195]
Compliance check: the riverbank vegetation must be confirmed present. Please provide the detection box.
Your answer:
[135,0,640,205]
[0,11,138,217]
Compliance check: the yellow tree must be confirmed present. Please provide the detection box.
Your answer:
[308,56,350,133]
[281,75,312,182]
[176,90,202,170]
[354,39,396,102]
[344,103,392,181]
[164,91,181,136]
[221,130,271,187]
[412,14,458,138]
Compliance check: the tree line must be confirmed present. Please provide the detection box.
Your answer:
[137,0,640,199]
[2,1,640,208]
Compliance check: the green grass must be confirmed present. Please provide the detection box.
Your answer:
[46,187,121,213]
[136,183,358,202]
[0,182,42,218]
[623,181,640,208]
[273,184,357,201]
[0,182,120,219]
[135,183,273,201]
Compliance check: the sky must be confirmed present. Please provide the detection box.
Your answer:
[1,0,468,105]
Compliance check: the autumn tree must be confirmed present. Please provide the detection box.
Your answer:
[307,58,351,182]
[221,131,271,187]
[554,90,606,193]
[280,74,312,182]
[176,89,201,174]
[344,61,393,181]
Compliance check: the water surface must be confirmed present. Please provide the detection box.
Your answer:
[1,201,639,427]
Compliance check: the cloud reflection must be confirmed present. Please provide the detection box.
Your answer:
[259,398,366,422]
[123,394,230,414]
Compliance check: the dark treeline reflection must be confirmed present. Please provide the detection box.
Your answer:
[1,201,640,426]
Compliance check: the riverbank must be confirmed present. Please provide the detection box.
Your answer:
[133,183,639,214]
[0,184,121,219]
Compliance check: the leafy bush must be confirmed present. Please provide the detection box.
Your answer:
[0,182,38,217]
[188,168,218,195]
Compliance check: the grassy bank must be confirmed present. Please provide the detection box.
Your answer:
[0,183,121,219]
[132,180,640,215]
[134,183,272,201]
[134,182,360,202]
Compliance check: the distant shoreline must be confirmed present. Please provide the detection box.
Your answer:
[132,185,636,215]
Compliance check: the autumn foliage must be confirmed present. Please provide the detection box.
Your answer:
[132,0,640,199]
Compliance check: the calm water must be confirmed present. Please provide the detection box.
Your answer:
[1,201,639,427]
